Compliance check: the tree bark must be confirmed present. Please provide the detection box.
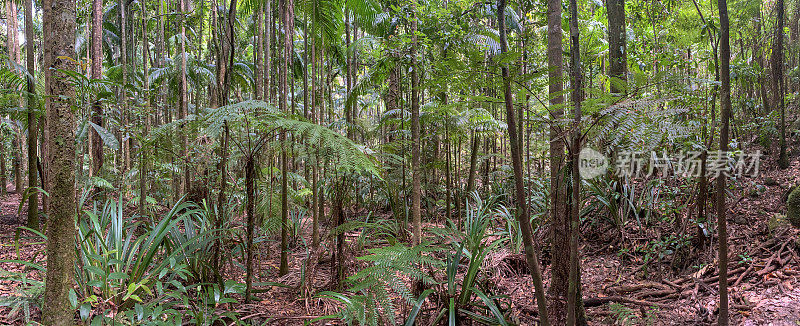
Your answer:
[179,0,190,193]
[773,0,788,169]
[410,0,422,246]
[547,0,571,321]
[607,0,627,93]
[244,156,256,302]
[716,0,731,323]
[41,0,77,323]
[567,0,587,323]
[90,0,103,176]
[24,0,38,230]
[255,3,264,100]
[498,1,550,324]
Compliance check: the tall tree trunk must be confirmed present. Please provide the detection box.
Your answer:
[280,147,289,275]
[607,0,627,93]
[566,0,587,323]
[547,0,571,321]
[774,0,788,169]
[90,0,103,176]
[792,0,800,93]
[497,1,550,324]
[279,0,294,277]
[410,0,422,246]
[465,132,480,196]
[254,2,263,100]
[179,0,190,193]
[265,0,272,102]
[716,0,731,323]
[118,0,127,186]
[244,156,256,301]
[1,137,6,195]
[214,122,229,284]
[139,3,149,217]
[7,0,23,195]
[24,0,38,230]
[41,0,77,323]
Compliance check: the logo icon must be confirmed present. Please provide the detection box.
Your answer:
[579,147,608,179]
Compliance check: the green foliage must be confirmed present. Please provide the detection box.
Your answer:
[787,186,800,228]
[317,243,442,326]
[608,303,659,326]
[0,259,44,324]
[74,196,213,309]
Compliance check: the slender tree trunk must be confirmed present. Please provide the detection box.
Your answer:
[118,0,128,186]
[7,0,23,195]
[465,132,480,196]
[265,0,272,102]
[774,0,788,169]
[179,0,190,193]
[244,156,256,302]
[41,0,77,323]
[410,0,422,246]
[24,0,38,230]
[566,0,587,323]
[91,0,103,176]
[547,0,571,321]
[310,0,319,247]
[13,138,21,193]
[214,122,229,284]
[607,0,627,93]
[497,1,550,324]
[717,0,731,323]
[139,4,149,217]
[1,138,6,195]
[255,3,264,100]
[278,0,293,277]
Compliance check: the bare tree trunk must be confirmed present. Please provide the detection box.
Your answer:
[179,0,190,193]
[498,1,550,324]
[254,2,263,100]
[566,0,587,323]
[7,0,23,195]
[547,0,571,321]
[773,0,788,169]
[465,133,480,196]
[24,0,38,230]
[716,0,732,323]
[41,0,77,323]
[90,0,103,176]
[1,138,6,195]
[607,0,627,93]
[244,156,256,301]
[265,0,271,102]
[139,3,149,217]
[410,0,422,246]
[213,122,229,284]
[278,0,293,277]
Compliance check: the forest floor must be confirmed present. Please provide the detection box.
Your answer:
[1,146,800,325]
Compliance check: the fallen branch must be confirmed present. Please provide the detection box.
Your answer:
[583,296,672,308]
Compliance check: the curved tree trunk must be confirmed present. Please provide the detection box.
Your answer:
[498,1,550,324]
